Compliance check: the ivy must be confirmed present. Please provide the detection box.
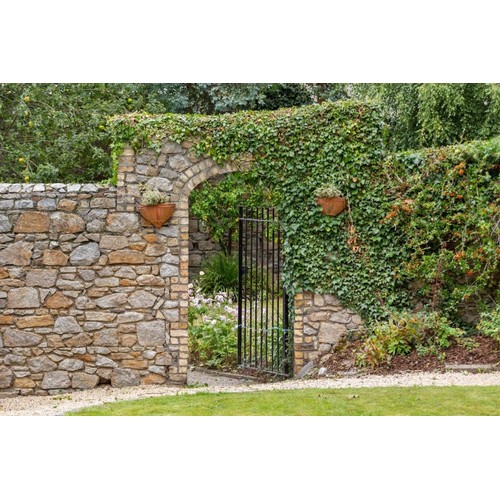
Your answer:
[109,102,499,325]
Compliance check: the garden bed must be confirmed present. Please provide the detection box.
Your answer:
[320,335,500,375]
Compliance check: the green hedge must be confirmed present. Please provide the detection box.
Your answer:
[109,102,499,324]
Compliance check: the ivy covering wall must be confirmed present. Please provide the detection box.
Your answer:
[109,101,499,325]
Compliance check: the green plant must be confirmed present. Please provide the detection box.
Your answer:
[314,183,343,198]
[477,305,500,342]
[356,311,466,368]
[140,187,169,206]
[198,253,239,299]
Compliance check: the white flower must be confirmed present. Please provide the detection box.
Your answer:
[199,271,205,276]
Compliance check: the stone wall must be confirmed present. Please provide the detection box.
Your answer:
[293,292,362,374]
[0,182,177,395]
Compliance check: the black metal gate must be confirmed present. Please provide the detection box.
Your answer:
[237,207,291,375]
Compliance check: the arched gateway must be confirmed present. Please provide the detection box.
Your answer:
[0,104,368,395]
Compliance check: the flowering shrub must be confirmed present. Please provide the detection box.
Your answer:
[188,281,238,370]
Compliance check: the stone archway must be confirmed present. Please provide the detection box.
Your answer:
[117,142,246,383]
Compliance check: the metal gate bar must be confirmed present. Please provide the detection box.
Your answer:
[237,207,290,375]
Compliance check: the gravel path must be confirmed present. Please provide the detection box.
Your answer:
[1,370,500,416]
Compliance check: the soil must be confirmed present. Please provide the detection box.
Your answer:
[321,335,500,375]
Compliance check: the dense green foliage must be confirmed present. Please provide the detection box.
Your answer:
[110,101,499,326]
[0,83,165,182]
[382,138,499,320]
[190,171,279,254]
[478,305,500,342]
[69,386,500,416]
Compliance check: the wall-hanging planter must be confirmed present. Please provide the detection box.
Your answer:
[314,183,346,216]
[316,196,346,216]
[138,187,175,228]
[139,203,176,228]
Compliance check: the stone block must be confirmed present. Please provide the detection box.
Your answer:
[0,367,13,389]
[0,214,12,233]
[14,212,49,233]
[0,241,33,266]
[99,235,129,250]
[106,213,139,234]
[318,322,346,346]
[72,372,99,389]
[108,249,145,264]
[54,316,82,334]
[7,288,40,308]
[16,315,54,329]
[111,368,140,388]
[69,242,100,265]
[137,321,167,347]
[41,371,71,389]
[59,359,85,371]
[127,290,157,308]
[50,213,85,233]
[44,292,74,309]
[42,249,69,266]
[29,356,58,373]
[95,293,128,309]
[26,269,58,288]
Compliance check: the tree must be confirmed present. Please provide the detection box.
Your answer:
[352,83,500,150]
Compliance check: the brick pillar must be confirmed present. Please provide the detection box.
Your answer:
[293,291,319,374]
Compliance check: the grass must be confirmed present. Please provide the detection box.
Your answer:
[68,385,500,416]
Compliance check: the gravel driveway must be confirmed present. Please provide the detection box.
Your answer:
[1,370,500,416]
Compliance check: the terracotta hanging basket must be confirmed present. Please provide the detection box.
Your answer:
[139,203,176,228]
[316,197,346,216]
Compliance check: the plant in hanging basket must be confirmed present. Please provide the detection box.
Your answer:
[138,187,175,228]
[314,183,346,216]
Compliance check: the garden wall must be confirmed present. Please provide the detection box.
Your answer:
[0,180,181,395]
[1,135,367,395]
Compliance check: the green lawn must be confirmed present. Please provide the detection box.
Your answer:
[68,385,500,416]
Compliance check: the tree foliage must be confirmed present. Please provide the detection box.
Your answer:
[2,83,499,183]
[354,83,500,150]
[0,83,165,183]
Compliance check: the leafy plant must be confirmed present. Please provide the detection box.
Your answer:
[198,252,239,300]
[140,187,169,206]
[477,305,500,342]
[314,183,343,198]
[356,311,466,368]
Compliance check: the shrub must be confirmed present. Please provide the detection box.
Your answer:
[357,311,466,368]
[198,252,238,300]
[477,305,500,342]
